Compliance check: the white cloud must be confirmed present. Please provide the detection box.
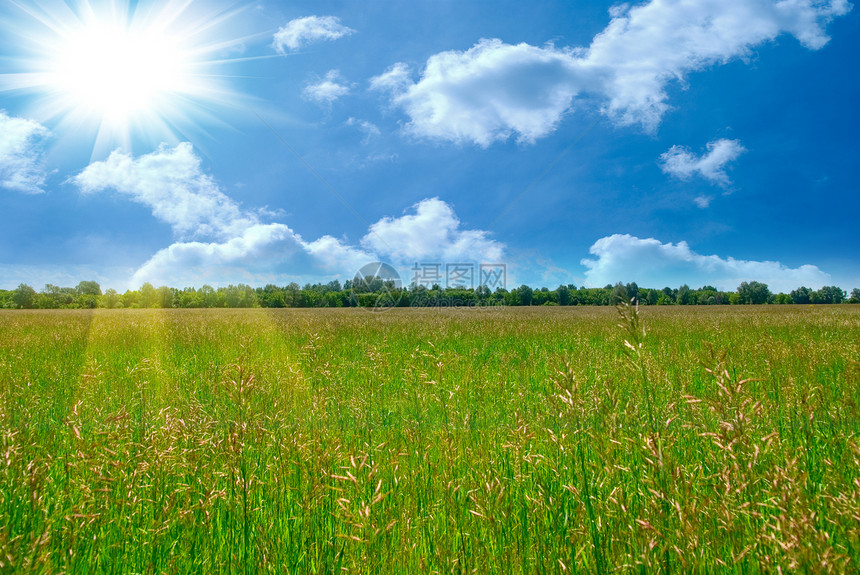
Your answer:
[372,0,851,144]
[581,234,831,292]
[693,195,713,209]
[305,235,376,275]
[132,197,500,288]
[303,70,351,105]
[361,197,505,263]
[583,0,849,129]
[72,143,257,240]
[130,226,377,289]
[346,117,381,142]
[73,144,501,287]
[0,111,50,194]
[131,224,342,288]
[273,16,355,53]
[660,138,747,187]
[369,63,413,94]
[371,40,585,147]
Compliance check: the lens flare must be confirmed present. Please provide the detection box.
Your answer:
[0,0,254,157]
[54,23,184,119]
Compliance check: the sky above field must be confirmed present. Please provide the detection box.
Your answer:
[0,0,857,292]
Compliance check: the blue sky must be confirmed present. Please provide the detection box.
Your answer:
[0,0,857,292]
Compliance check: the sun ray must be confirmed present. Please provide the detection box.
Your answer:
[0,0,254,158]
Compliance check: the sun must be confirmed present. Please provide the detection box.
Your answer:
[0,0,251,156]
[53,20,185,122]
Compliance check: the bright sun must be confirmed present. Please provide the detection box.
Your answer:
[0,0,249,156]
[54,22,185,121]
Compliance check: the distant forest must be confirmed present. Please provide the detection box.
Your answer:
[2,279,859,309]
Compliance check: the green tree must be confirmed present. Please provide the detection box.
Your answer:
[237,284,257,308]
[696,286,718,305]
[284,283,301,307]
[556,285,571,306]
[661,287,676,304]
[102,288,120,309]
[75,280,102,296]
[625,282,639,304]
[179,288,201,308]
[516,285,534,306]
[120,290,140,308]
[610,282,628,304]
[139,283,157,308]
[224,285,241,308]
[532,287,552,306]
[12,283,37,309]
[677,284,691,305]
[43,284,76,307]
[199,285,218,307]
[737,281,771,305]
[790,286,812,305]
[156,286,174,308]
[645,289,659,305]
[324,291,344,308]
[492,287,508,306]
[813,286,845,304]
[258,285,285,308]
[849,288,860,303]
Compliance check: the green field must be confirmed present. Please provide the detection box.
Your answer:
[1,306,859,573]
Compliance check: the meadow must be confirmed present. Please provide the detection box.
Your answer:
[1,305,859,573]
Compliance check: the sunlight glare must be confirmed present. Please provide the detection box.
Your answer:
[0,0,252,156]
[54,23,185,121]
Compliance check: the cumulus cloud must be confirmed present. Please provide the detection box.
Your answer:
[361,197,505,264]
[303,70,352,105]
[581,234,831,292]
[584,0,849,129]
[304,235,377,275]
[370,40,585,147]
[372,0,851,144]
[660,138,746,188]
[273,16,355,53]
[0,111,50,193]
[133,197,501,287]
[72,143,257,240]
[129,224,374,288]
[73,144,502,287]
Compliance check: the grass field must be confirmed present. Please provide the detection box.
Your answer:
[1,305,859,573]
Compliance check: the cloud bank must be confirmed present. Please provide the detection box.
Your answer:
[273,16,355,53]
[71,144,504,288]
[372,0,851,145]
[0,111,50,193]
[582,234,831,293]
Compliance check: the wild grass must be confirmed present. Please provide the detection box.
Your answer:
[0,305,859,573]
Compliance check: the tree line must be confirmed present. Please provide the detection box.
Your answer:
[1,279,859,309]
